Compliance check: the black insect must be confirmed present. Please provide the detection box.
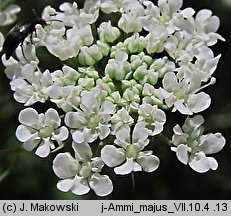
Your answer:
[2,18,47,60]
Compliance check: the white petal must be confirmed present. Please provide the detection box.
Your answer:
[53,152,79,178]
[199,133,225,154]
[73,128,96,144]
[35,139,51,157]
[173,124,184,135]
[65,112,86,128]
[100,100,115,114]
[158,0,182,14]
[73,130,84,144]
[133,122,150,142]
[72,142,93,161]
[57,179,74,192]
[152,122,164,135]
[89,173,113,196]
[101,145,125,167]
[181,8,195,18]
[18,108,39,127]
[98,124,110,140]
[187,115,204,128]
[188,92,211,113]
[20,64,36,82]
[137,154,160,172]
[44,85,63,98]
[189,153,211,173]
[16,125,35,142]
[175,144,190,165]
[174,100,193,115]
[196,9,212,24]
[52,126,69,141]
[81,93,98,112]
[114,158,134,175]
[71,175,90,195]
[133,162,142,172]
[163,72,178,92]
[207,157,218,170]
[44,108,60,127]
[23,136,40,151]
[115,127,130,144]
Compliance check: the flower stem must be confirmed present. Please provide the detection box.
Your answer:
[158,133,174,147]
[131,172,135,192]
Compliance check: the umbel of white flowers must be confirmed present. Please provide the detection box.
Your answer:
[1,0,226,197]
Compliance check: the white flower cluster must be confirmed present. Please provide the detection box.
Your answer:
[1,0,226,197]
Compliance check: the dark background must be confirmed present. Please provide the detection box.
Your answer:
[0,0,231,199]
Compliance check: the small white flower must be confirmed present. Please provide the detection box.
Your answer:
[105,52,132,81]
[164,31,194,63]
[118,0,145,33]
[142,0,183,33]
[161,72,211,115]
[192,46,221,82]
[171,115,226,173]
[124,33,146,54]
[110,42,128,58]
[158,0,183,17]
[138,104,166,135]
[145,24,169,54]
[101,122,160,175]
[53,143,113,196]
[130,52,153,71]
[120,89,140,111]
[45,85,82,112]
[66,25,93,48]
[65,87,115,145]
[133,65,158,85]
[45,35,80,61]
[194,9,225,46]
[149,56,175,78]
[98,21,120,43]
[111,107,134,134]
[96,40,110,56]
[16,108,69,157]
[78,44,103,66]
[56,2,97,27]
[121,79,142,95]
[10,65,53,106]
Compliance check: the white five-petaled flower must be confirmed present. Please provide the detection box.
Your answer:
[160,72,211,115]
[16,108,69,157]
[65,87,115,146]
[111,107,134,134]
[171,115,226,173]
[101,122,160,175]
[10,64,53,106]
[118,0,145,33]
[53,142,113,196]
[138,104,166,135]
